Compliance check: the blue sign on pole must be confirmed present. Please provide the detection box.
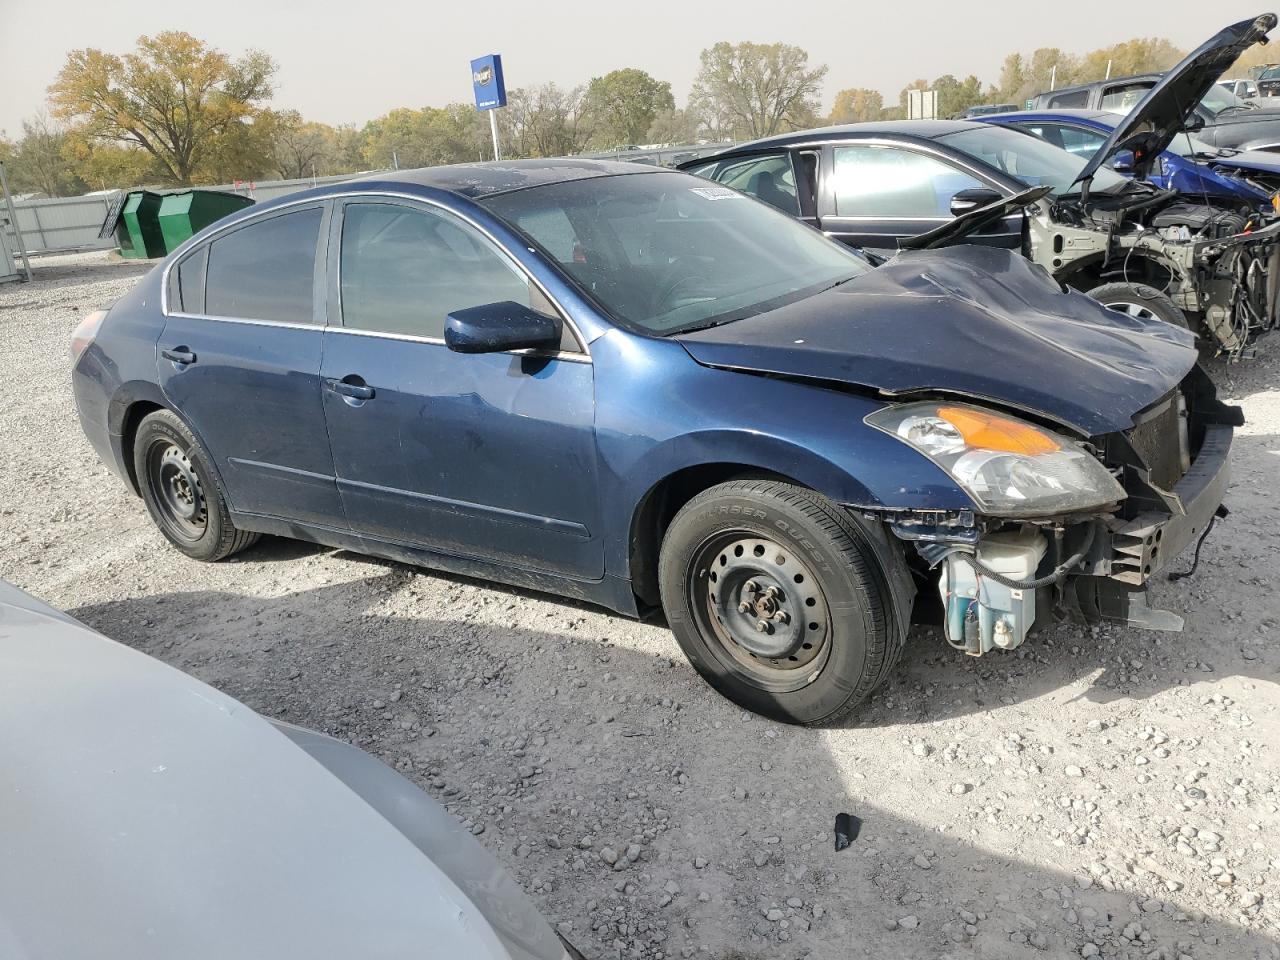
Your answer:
[470,54,507,111]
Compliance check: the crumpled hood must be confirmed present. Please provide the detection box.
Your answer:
[675,246,1198,437]
[1076,14,1277,185]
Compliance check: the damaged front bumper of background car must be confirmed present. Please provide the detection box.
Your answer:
[854,366,1241,656]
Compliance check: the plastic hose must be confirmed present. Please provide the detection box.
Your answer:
[946,524,1097,590]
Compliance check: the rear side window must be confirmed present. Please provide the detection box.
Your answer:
[205,207,322,324]
[1046,90,1089,109]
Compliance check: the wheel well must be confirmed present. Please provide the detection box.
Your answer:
[628,464,800,610]
[120,400,166,495]
[1056,251,1174,293]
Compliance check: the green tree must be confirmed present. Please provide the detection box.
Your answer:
[1076,38,1183,83]
[360,105,488,170]
[646,107,704,145]
[828,88,884,123]
[499,84,592,158]
[4,115,85,196]
[49,31,276,184]
[582,68,674,147]
[689,42,827,140]
[62,133,158,191]
[932,74,985,117]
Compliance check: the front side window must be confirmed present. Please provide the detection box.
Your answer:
[205,207,321,324]
[831,145,984,217]
[339,202,533,340]
[706,153,800,215]
[483,171,869,336]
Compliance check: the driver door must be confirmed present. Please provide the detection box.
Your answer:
[318,198,604,579]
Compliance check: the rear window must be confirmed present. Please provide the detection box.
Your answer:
[205,207,322,324]
[1046,90,1089,109]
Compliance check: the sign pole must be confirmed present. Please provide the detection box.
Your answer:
[489,109,502,162]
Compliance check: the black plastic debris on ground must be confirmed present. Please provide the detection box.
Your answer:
[834,812,861,851]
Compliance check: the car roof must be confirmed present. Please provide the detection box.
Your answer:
[691,120,984,159]
[985,109,1117,124]
[357,157,664,199]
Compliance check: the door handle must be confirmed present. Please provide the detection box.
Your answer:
[324,377,375,401]
[162,347,196,365]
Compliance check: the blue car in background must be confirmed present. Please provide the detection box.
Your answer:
[71,159,1233,725]
[982,109,1280,211]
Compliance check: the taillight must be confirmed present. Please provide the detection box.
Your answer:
[70,309,109,363]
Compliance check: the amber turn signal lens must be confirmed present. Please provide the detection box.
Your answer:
[936,405,1060,455]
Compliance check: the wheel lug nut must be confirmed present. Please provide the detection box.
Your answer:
[774,611,789,625]
[765,586,782,600]
[755,619,771,633]
[737,601,752,613]
[744,580,759,594]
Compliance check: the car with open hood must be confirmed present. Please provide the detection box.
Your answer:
[71,158,1237,725]
[0,578,584,960]
[680,15,1280,358]
[980,107,1280,210]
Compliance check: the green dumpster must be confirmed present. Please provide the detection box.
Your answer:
[116,190,166,259]
[156,190,254,254]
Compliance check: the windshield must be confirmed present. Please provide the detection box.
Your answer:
[483,171,870,336]
[936,125,1129,196]
[1263,66,1280,80]
[1199,83,1253,114]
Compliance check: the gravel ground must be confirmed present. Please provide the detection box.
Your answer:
[3,250,1280,960]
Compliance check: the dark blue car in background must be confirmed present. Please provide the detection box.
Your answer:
[71,159,1235,724]
[981,108,1280,210]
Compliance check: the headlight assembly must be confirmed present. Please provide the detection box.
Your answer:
[866,402,1125,516]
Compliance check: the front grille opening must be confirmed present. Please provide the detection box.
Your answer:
[1124,390,1189,491]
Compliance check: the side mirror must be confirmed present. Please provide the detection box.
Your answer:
[949,188,1004,216]
[1184,113,1206,132]
[444,301,560,354]
[1110,149,1137,173]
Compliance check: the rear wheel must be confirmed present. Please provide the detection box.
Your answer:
[658,479,908,725]
[133,409,259,561]
[1088,281,1189,330]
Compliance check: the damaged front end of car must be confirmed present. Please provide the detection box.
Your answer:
[858,365,1241,656]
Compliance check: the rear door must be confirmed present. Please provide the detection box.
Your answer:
[158,202,345,527]
[816,142,1022,250]
[319,197,603,579]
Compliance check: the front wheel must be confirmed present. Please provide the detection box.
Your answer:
[658,480,909,725]
[1088,281,1190,330]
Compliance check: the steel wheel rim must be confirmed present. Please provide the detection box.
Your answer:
[687,532,832,693]
[145,440,207,542]
[1103,299,1158,322]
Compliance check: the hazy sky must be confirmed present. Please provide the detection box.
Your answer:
[0,0,1272,136]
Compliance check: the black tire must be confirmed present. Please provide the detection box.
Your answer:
[658,479,908,726]
[132,409,259,561]
[1088,281,1189,330]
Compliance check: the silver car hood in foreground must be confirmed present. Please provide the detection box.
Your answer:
[0,580,568,960]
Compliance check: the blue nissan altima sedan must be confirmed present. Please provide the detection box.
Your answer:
[72,159,1236,724]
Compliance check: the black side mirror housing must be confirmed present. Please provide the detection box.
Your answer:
[949,188,1004,216]
[1184,112,1206,132]
[444,301,560,354]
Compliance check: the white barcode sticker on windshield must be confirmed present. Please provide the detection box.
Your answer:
[690,186,743,200]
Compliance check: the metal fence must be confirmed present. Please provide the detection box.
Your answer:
[1,144,730,258]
